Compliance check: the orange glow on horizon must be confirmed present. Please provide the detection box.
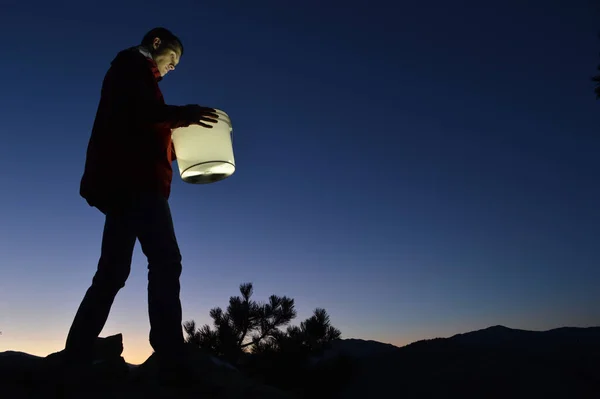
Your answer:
[3,333,422,365]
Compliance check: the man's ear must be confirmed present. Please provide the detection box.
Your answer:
[152,37,162,50]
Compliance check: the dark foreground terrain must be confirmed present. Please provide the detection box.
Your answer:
[1,325,599,398]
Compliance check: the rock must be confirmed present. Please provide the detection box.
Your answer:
[94,333,124,361]
[130,344,299,398]
[0,338,298,398]
[43,333,124,364]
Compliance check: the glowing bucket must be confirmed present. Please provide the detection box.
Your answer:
[172,109,234,184]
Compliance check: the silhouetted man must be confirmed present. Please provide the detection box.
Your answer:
[62,27,217,378]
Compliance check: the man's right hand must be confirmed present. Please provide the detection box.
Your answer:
[183,105,219,128]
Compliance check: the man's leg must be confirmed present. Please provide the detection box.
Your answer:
[64,206,137,364]
[133,194,185,358]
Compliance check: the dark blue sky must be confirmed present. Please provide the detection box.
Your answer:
[1,0,599,363]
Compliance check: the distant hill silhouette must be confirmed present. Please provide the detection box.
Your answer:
[337,325,600,398]
[401,324,600,351]
[1,325,599,398]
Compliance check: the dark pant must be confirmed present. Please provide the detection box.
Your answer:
[64,193,185,363]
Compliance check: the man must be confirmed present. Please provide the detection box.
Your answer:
[62,27,217,379]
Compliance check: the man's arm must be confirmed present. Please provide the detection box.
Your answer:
[107,55,213,132]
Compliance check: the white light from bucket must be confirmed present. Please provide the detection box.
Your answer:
[172,109,235,184]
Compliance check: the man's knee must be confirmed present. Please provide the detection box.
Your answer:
[144,236,182,272]
[92,258,131,291]
[147,252,182,279]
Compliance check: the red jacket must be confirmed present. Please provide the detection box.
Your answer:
[80,47,194,212]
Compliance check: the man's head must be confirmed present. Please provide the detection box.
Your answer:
[141,27,184,77]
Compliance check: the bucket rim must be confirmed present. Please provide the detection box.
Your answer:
[213,109,232,128]
[180,160,235,183]
[181,160,235,173]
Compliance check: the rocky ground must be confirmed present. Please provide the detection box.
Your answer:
[0,334,298,399]
[2,326,600,398]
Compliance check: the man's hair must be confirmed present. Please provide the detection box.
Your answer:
[141,27,184,56]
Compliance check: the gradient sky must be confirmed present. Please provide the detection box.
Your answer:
[1,0,599,364]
